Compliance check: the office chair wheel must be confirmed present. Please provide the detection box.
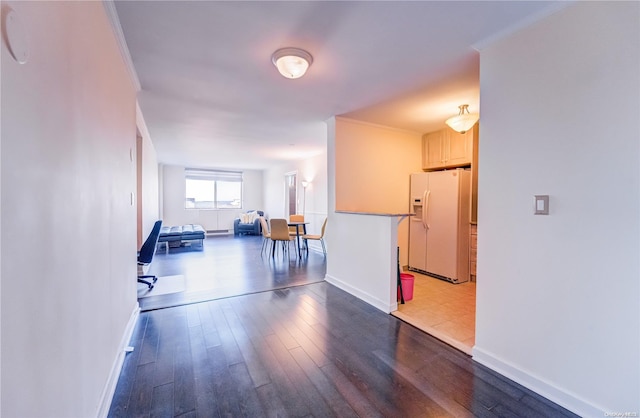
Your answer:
[148,284,154,290]
[153,277,158,283]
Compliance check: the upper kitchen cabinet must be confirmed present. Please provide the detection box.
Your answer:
[422,124,476,170]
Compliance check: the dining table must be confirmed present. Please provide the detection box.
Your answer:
[287,221,309,258]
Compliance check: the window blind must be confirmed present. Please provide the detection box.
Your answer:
[185,168,243,182]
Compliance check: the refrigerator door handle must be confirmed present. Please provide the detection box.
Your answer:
[421,191,427,229]
[422,190,431,229]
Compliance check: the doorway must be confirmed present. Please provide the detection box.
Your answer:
[393,127,479,355]
[284,171,297,217]
[136,134,143,248]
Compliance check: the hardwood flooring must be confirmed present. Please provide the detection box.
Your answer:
[115,234,578,417]
[138,234,326,311]
[112,281,578,416]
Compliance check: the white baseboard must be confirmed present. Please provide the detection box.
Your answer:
[325,274,395,313]
[472,345,604,417]
[305,241,326,255]
[96,303,140,418]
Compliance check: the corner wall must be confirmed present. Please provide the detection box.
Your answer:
[1,2,139,416]
[333,117,422,267]
[325,117,422,311]
[474,2,640,414]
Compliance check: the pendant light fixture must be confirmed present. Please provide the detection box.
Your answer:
[445,104,479,134]
[271,47,313,79]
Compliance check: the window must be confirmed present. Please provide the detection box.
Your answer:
[185,169,242,209]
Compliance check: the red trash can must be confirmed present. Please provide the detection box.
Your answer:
[398,273,414,301]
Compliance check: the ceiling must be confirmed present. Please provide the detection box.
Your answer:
[113,1,563,170]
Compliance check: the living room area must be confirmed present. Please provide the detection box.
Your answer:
[137,233,327,311]
[135,146,330,311]
[151,158,327,242]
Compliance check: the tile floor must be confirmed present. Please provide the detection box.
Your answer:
[392,271,476,355]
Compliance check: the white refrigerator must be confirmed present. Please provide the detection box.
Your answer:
[408,169,471,283]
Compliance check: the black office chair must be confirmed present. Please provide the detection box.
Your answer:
[138,220,162,290]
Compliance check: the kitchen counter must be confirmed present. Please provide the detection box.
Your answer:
[327,211,413,313]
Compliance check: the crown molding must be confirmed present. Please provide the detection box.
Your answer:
[472,1,576,51]
[102,0,141,92]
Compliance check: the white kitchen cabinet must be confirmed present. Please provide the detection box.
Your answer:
[422,125,475,170]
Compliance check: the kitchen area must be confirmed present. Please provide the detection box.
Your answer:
[327,114,479,355]
[392,120,479,355]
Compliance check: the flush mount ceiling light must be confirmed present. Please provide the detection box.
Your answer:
[445,104,479,134]
[271,47,313,79]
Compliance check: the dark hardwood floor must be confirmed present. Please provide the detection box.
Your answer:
[138,234,326,311]
[113,235,578,417]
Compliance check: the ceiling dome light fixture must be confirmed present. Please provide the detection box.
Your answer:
[445,104,479,134]
[271,47,313,79]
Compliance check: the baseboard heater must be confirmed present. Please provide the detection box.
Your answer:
[206,229,230,235]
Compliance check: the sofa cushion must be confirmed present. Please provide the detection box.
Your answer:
[160,226,183,237]
[240,211,259,224]
[158,226,182,242]
[159,224,205,241]
[181,224,205,239]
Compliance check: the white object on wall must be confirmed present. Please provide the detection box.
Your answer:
[3,8,29,64]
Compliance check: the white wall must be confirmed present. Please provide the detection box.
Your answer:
[264,150,328,251]
[325,212,402,313]
[334,117,421,214]
[1,2,139,416]
[474,2,640,415]
[161,164,264,232]
[332,117,421,268]
[325,117,413,312]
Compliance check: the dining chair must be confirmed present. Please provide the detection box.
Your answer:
[259,216,271,255]
[289,214,305,237]
[270,218,297,258]
[302,217,327,256]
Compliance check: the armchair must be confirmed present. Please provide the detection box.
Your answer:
[233,210,264,235]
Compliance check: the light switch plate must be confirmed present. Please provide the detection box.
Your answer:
[534,195,549,215]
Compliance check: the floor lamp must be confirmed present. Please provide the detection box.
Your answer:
[301,181,309,216]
